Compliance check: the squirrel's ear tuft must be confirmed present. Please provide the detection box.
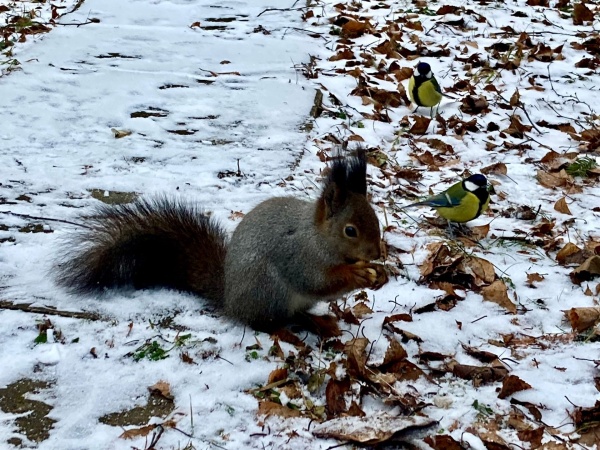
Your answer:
[346,149,367,196]
[316,151,368,223]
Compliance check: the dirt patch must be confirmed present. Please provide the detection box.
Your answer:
[89,189,137,205]
[99,391,174,427]
[0,378,55,445]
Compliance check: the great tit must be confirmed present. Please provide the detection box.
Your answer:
[408,62,443,115]
[402,174,490,224]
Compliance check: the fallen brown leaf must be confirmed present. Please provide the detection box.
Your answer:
[498,375,532,399]
[381,336,408,366]
[352,301,373,318]
[409,115,432,135]
[148,381,173,401]
[449,361,508,384]
[573,2,594,25]
[267,368,288,384]
[510,398,543,421]
[526,272,545,287]
[564,307,600,333]
[341,19,370,38]
[347,401,366,417]
[570,256,600,284]
[458,256,496,287]
[344,338,369,379]
[471,223,491,240]
[424,434,462,450]
[481,280,517,313]
[311,414,436,445]
[119,424,158,440]
[553,197,572,215]
[481,162,507,176]
[325,377,350,418]
[517,427,544,449]
[462,344,500,364]
[257,401,301,418]
[556,242,586,265]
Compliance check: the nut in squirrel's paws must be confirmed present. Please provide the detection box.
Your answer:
[369,263,388,290]
[351,262,388,290]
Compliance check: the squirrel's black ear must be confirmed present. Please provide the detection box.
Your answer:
[316,151,368,222]
[346,149,367,196]
[320,158,347,218]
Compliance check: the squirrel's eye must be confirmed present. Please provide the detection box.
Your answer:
[344,226,358,238]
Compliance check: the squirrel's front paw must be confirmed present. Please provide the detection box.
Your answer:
[351,262,388,290]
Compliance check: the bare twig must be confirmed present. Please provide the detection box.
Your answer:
[0,300,104,321]
[0,211,89,229]
[257,6,310,17]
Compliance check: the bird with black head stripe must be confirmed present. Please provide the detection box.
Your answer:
[401,174,490,235]
[408,61,443,116]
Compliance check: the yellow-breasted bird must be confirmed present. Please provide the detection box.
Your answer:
[408,62,443,115]
[402,174,490,224]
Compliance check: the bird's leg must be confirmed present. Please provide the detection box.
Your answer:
[446,220,455,239]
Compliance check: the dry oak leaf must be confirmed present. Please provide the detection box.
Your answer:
[267,368,288,384]
[462,344,501,364]
[341,19,370,38]
[460,95,489,114]
[481,280,516,313]
[119,424,159,440]
[424,434,462,450]
[556,242,586,265]
[573,2,594,25]
[382,336,408,365]
[111,128,132,139]
[119,420,177,439]
[344,337,369,379]
[352,301,373,318]
[347,401,366,417]
[570,256,600,285]
[498,375,532,399]
[503,115,532,138]
[457,256,496,287]
[257,401,301,419]
[383,313,413,324]
[475,425,511,450]
[449,361,508,384]
[311,414,436,445]
[481,162,507,176]
[409,115,432,135]
[325,377,350,418]
[329,48,355,61]
[526,272,545,287]
[536,169,572,189]
[553,197,572,215]
[573,401,600,447]
[471,223,490,240]
[564,307,600,333]
[148,381,174,401]
[392,67,413,82]
[382,359,426,382]
[517,427,544,449]
[270,328,306,348]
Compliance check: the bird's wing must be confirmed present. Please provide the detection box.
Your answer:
[403,191,461,209]
[408,76,416,103]
[430,76,442,94]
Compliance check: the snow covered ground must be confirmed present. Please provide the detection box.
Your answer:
[1,0,600,448]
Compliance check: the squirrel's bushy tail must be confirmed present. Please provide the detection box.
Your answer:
[55,197,227,303]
